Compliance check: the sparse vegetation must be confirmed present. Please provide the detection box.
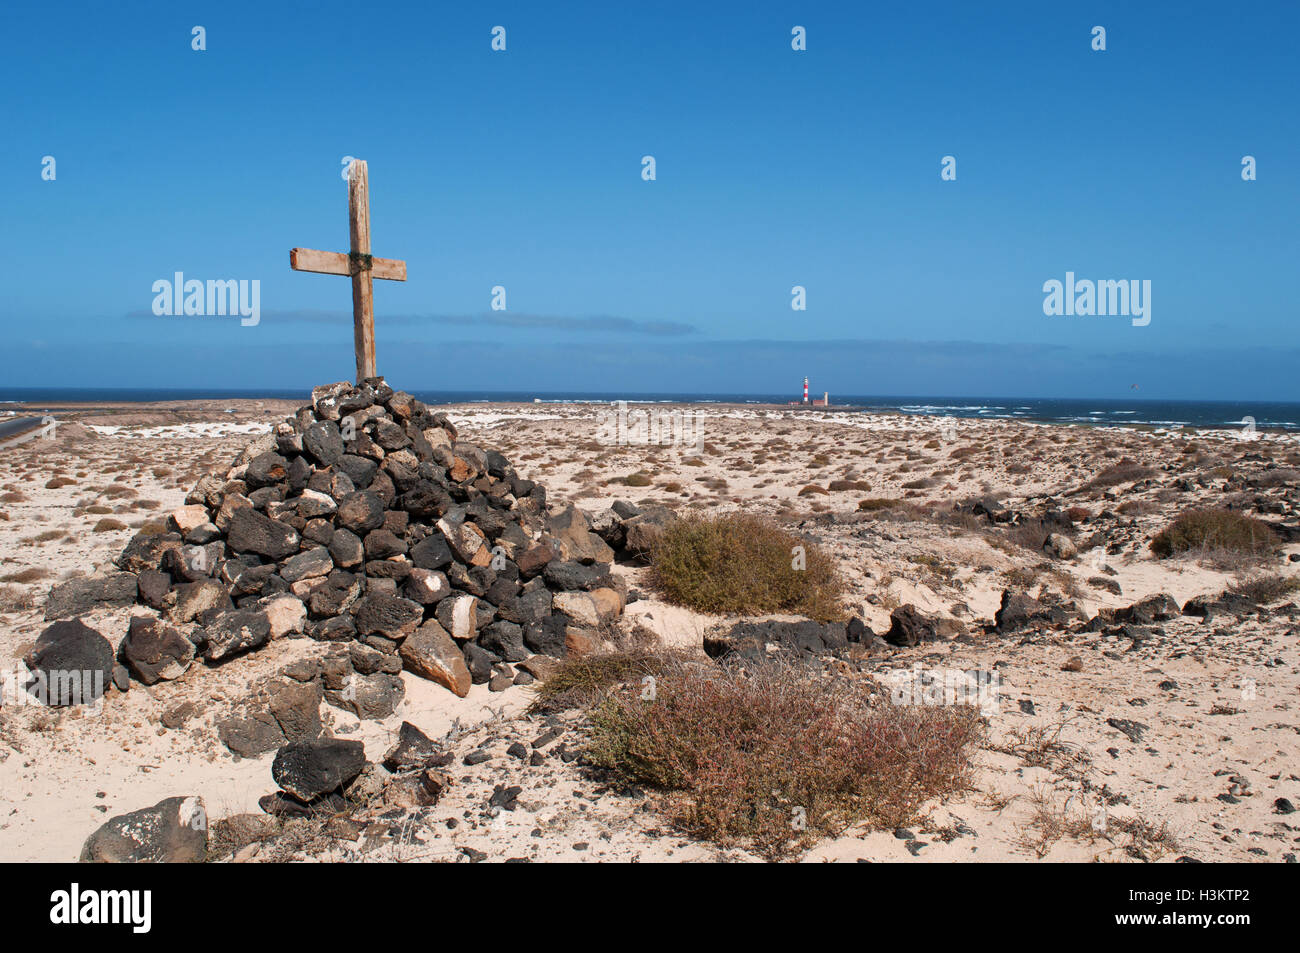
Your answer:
[1086,460,1157,488]
[1224,574,1300,606]
[1149,508,1277,560]
[584,658,983,859]
[648,512,845,619]
[0,568,51,584]
[528,639,690,714]
[0,584,39,613]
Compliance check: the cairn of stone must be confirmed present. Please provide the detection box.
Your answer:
[37,379,652,732]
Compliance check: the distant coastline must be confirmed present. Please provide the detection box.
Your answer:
[2,388,1299,433]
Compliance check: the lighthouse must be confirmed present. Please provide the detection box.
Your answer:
[803,377,809,404]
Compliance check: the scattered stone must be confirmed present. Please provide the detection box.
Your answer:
[202,609,273,662]
[1106,717,1148,743]
[80,796,207,863]
[706,618,850,661]
[383,721,451,772]
[121,615,195,684]
[400,621,472,697]
[24,619,114,706]
[1045,533,1077,560]
[271,739,367,801]
[218,712,286,757]
[884,605,963,647]
[44,573,138,621]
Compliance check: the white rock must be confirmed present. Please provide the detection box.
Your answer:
[264,595,307,639]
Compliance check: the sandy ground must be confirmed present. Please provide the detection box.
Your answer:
[1,396,1297,862]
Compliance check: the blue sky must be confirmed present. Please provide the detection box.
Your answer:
[3,0,1297,399]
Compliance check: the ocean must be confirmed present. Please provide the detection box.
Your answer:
[2,389,1299,433]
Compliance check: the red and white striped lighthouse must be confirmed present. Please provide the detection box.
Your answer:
[802,377,809,404]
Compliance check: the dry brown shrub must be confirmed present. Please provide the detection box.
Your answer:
[1223,574,1300,606]
[1150,508,1276,562]
[0,585,38,613]
[1085,460,1157,488]
[0,568,51,584]
[586,659,984,860]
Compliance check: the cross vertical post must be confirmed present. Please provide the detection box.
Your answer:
[348,160,376,382]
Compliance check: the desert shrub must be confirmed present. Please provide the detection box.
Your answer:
[0,568,51,584]
[1086,460,1157,488]
[45,477,76,489]
[931,509,986,533]
[1224,574,1300,605]
[1005,522,1050,552]
[624,472,652,487]
[585,660,983,859]
[827,480,870,492]
[648,512,844,619]
[1150,508,1277,560]
[528,642,693,714]
[856,497,899,512]
[92,518,128,532]
[1003,566,1042,590]
[1250,468,1300,488]
[0,585,38,613]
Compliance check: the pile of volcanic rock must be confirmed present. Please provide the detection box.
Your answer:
[38,378,640,718]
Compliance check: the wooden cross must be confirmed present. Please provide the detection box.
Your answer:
[290,159,407,383]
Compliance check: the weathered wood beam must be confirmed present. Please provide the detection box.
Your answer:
[289,247,407,281]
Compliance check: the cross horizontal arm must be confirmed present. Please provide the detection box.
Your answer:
[289,247,407,281]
